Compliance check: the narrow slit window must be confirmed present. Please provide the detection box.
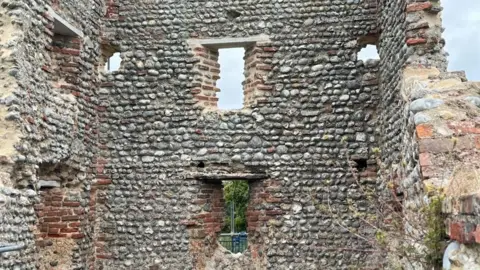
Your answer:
[357,45,380,61]
[217,48,245,110]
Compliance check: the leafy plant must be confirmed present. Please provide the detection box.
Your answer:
[222,180,249,233]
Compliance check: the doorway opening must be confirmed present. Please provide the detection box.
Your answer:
[219,180,249,253]
[185,171,278,269]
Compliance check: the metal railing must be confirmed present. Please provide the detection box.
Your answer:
[219,232,248,253]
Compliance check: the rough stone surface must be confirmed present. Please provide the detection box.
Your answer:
[405,67,480,270]
[0,0,478,269]
[449,244,480,270]
[410,98,444,112]
[465,96,480,108]
[0,188,37,270]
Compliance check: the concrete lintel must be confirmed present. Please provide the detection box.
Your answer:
[188,34,270,49]
[37,180,61,189]
[189,173,269,181]
[47,6,84,38]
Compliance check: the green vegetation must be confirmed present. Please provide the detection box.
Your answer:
[222,180,249,233]
[423,195,446,267]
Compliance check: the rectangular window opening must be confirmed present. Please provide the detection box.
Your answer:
[219,180,249,253]
[188,36,274,110]
[217,48,246,110]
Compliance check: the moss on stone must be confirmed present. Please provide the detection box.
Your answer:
[423,195,446,267]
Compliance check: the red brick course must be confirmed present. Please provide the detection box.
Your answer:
[406,2,433,13]
[35,188,86,245]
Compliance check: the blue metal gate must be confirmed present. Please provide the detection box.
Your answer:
[219,232,248,253]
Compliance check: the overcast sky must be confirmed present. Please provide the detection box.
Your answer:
[217,48,245,109]
[443,0,480,81]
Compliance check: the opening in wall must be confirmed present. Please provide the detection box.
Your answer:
[185,173,274,267]
[358,45,380,61]
[49,33,82,90]
[352,158,368,172]
[48,6,84,38]
[100,44,121,73]
[188,35,275,110]
[105,52,122,72]
[45,7,83,93]
[217,48,245,110]
[219,180,249,253]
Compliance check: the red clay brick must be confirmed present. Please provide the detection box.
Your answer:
[449,222,464,242]
[416,124,433,138]
[72,233,85,239]
[475,225,480,243]
[62,215,81,221]
[43,217,61,223]
[61,227,79,233]
[95,179,112,185]
[49,223,68,229]
[406,38,427,46]
[419,153,432,166]
[406,2,433,12]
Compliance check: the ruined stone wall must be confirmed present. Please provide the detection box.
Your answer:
[97,0,382,269]
[0,0,105,268]
[0,188,37,269]
[377,0,447,188]
[377,0,409,174]
[377,1,480,269]
[375,6,422,266]
[401,66,480,269]
[411,69,480,246]
[1,0,476,269]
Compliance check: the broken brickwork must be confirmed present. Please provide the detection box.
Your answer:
[0,0,478,269]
